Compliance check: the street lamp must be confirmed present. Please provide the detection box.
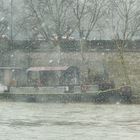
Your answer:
[10,0,13,52]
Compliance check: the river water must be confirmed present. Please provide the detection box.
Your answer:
[0,102,140,140]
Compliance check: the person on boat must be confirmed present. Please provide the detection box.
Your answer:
[120,83,132,103]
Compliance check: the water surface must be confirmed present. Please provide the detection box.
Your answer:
[0,102,140,140]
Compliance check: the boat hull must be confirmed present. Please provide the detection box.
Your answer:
[0,91,131,104]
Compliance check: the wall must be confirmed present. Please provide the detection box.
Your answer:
[1,46,140,94]
[30,51,140,94]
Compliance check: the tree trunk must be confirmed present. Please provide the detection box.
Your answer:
[118,48,131,85]
[56,44,61,66]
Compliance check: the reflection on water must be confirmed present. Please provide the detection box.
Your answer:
[0,102,140,140]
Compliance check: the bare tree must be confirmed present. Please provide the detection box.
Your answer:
[108,0,140,85]
[22,0,75,41]
[0,0,10,66]
[22,0,75,64]
[0,0,9,37]
[72,0,107,62]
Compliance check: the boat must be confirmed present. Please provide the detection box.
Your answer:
[0,84,132,104]
[0,66,132,103]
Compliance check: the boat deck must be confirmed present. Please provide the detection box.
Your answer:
[9,86,99,95]
[0,86,136,104]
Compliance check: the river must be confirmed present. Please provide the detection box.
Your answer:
[0,102,140,140]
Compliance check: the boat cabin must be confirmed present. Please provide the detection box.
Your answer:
[26,66,80,87]
[0,67,26,87]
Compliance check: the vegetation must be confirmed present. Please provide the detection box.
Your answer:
[107,0,140,85]
[0,0,140,91]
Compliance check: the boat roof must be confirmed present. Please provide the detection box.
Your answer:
[27,66,69,72]
[0,67,22,70]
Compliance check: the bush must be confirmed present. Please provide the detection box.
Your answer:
[98,80,115,91]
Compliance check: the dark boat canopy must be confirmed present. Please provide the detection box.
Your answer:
[27,66,69,72]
